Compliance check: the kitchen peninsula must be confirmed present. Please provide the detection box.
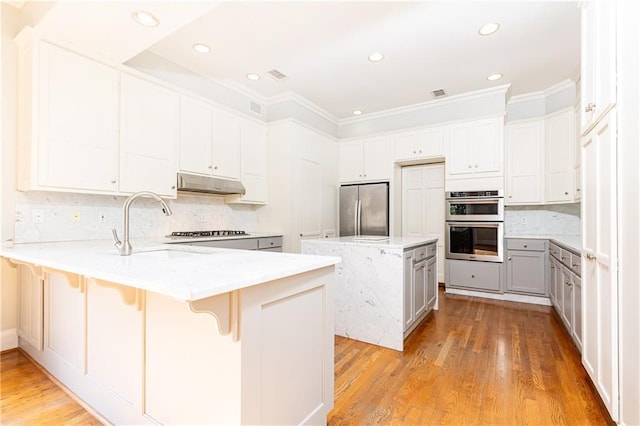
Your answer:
[1,241,339,425]
[302,236,438,351]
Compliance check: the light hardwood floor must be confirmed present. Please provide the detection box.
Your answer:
[1,289,612,425]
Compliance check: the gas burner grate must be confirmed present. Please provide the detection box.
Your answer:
[169,230,248,238]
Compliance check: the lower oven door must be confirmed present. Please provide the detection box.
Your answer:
[446,222,504,262]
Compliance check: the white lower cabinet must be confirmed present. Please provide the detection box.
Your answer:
[17,265,43,351]
[549,242,582,352]
[16,262,335,425]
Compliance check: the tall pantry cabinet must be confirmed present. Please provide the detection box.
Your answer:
[258,121,338,253]
[580,1,639,424]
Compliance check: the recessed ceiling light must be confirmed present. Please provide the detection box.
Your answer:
[192,43,211,54]
[352,110,363,116]
[131,10,159,27]
[246,73,260,81]
[368,52,384,62]
[479,22,500,36]
[487,73,503,81]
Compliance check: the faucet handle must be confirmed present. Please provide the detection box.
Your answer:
[112,228,122,246]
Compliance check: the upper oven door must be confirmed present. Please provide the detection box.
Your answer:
[446,197,504,222]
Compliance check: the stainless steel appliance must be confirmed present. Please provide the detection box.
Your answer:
[339,182,389,237]
[445,190,504,222]
[445,190,504,262]
[166,230,282,252]
[176,172,246,196]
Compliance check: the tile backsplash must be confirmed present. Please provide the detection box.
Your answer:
[505,203,581,236]
[13,191,259,243]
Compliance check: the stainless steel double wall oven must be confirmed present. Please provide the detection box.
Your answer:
[445,190,504,262]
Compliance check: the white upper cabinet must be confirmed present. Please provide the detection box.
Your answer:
[119,73,179,197]
[446,117,504,179]
[339,137,392,183]
[16,37,120,193]
[237,120,268,204]
[212,110,241,180]
[581,0,617,134]
[394,127,444,162]
[545,109,576,203]
[179,96,214,176]
[505,119,543,204]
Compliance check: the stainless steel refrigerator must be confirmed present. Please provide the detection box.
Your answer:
[339,182,389,237]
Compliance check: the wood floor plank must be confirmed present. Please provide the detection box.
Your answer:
[329,289,614,425]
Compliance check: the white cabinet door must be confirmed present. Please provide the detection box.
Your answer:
[362,137,392,181]
[239,120,268,203]
[338,141,363,182]
[36,42,119,192]
[447,123,473,176]
[403,250,414,331]
[446,117,503,181]
[582,110,618,421]
[212,109,241,180]
[179,96,213,176]
[581,0,617,134]
[505,120,543,204]
[394,128,444,161]
[17,265,43,351]
[120,74,179,197]
[297,158,322,250]
[545,109,575,203]
[474,119,501,174]
[401,164,445,282]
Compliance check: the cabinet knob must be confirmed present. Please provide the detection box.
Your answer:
[419,150,422,154]
[523,244,528,248]
[474,164,478,168]
[508,257,512,261]
[572,262,577,267]
[214,166,218,170]
[468,165,473,169]
[171,185,176,190]
[564,191,569,195]
[208,165,213,169]
[551,265,555,269]
[413,150,417,154]
[363,174,367,177]
[585,102,596,112]
[577,188,581,192]
[471,274,475,278]
[508,195,512,198]
[585,253,597,261]
[359,174,362,177]
[111,179,117,184]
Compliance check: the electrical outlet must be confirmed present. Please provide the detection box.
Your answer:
[99,212,107,223]
[32,209,44,224]
[71,211,81,223]
[199,213,208,223]
[520,217,528,225]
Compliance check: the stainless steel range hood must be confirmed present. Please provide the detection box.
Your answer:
[177,173,246,196]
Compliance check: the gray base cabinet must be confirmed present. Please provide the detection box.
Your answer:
[549,241,582,351]
[446,259,502,293]
[404,243,438,335]
[506,239,548,296]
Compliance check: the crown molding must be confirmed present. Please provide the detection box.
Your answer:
[338,83,511,125]
[213,79,269,106]
[543,78,576,97]
[267,91,339,125]
[508,79,576,106]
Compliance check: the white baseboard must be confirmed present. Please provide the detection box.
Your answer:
[1,328,18,351]
[445,288,552,306]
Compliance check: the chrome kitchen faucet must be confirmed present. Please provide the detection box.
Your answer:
[112,191,173,256]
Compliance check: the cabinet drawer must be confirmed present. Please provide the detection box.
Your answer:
[413,246,427,262]
[506,239,546,251]
[189,239,258,250]
[426,244,437,258]
[448,260,501,292]
[570,253,581,276]
[549,243,562,259]
[258,237,283,250]
[559,249,572,265]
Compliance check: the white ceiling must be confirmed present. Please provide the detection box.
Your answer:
[26,1,581,121]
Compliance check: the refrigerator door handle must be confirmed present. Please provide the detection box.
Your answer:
[354,200,359,237]
[357,200,362,236]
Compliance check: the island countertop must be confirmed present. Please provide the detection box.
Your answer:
[303,236,438,250]
[0,239,339,302]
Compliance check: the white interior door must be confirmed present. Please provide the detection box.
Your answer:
[401,163,445,282]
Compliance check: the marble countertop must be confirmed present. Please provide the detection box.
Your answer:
[505,234,582,253]
[302,236,438,249]
[0,239,338,302]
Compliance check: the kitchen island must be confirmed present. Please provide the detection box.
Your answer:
[1,240,339,425]
[302,236,438,351]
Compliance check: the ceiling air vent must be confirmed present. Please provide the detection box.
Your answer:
[267,69,288,81]
[431,88,447,98]
[249,101,262,115]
